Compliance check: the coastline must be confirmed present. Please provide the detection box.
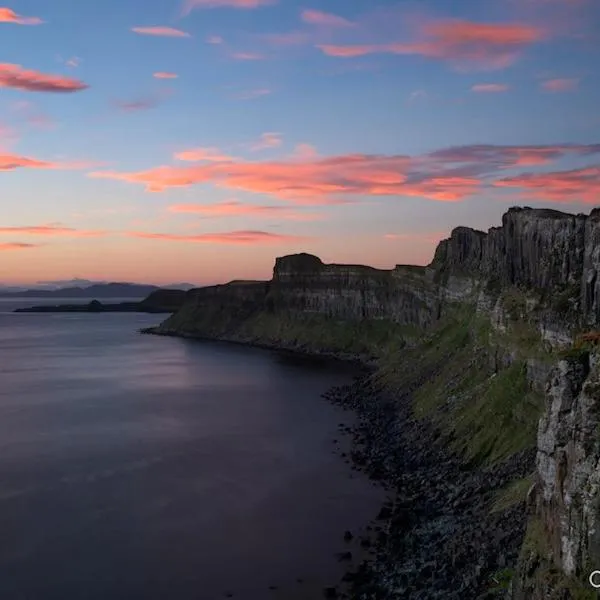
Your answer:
[142,325,533,599]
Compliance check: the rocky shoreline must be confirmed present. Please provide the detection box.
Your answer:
[324,374,534,599]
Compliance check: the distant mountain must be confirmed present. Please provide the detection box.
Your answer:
[33,278,107,290]
[0,282,162,299]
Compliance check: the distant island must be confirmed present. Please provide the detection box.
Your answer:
[1,282,183,299]
[14,289,188,314]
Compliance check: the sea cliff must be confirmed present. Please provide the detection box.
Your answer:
[145,206,600,598]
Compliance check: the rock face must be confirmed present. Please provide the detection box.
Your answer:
[269,253,437,327]
[512,353,600,598]
[433,207,587,293]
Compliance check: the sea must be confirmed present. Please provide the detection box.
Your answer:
[0,298,383,600]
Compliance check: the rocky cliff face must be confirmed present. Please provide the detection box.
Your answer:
[511,352,600,598]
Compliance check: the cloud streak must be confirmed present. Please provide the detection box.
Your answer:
[128,230,308,244]
[153,72,178,79]
[0,64,88,93]
[0,225,107,237]
[0,7,43,25]
[494,165,600,203]
[318,19,545,70]
[132,26,190,37]
[301,10,353,28]
[181,0,275,15]
[541,78,579,91]
[0,242,37,250]
[471,83,509,92]
[89,142,600,204]
[174,147,235,162]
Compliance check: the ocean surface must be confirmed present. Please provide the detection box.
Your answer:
[0,299,383,600]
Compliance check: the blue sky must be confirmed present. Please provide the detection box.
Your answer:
[1,0,600,284]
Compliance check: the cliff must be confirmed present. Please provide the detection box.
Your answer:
[146,206,600,598]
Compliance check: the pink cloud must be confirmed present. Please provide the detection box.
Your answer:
[174,147,235,162]
[206,35,224,44]
[153,72,178,79]
[0,7,43,25]
[301,9,353,28]
[168,200,320,220]
[0,225,107,237]
[541,77,579,91]
[293,144,318,159]
[181,0,275,15]
[425,143,600,168]
[128,230,308,244]
[251,132,282,151]
[131,26,190,38]
[471,83,510,92]
[494,165,600,203]
[89,142,600,204]
[0,153,57,171]
[0,242,37,250]
[230,52,265,60]
[318,19,545,70]
[0,153,102,172]
[0,64,88,93]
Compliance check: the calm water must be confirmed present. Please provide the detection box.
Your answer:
[0,299,382,600]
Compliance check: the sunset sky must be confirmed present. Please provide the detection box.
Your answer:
[1,0,599,285]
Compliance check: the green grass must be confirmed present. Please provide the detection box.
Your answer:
[490,475,534,513]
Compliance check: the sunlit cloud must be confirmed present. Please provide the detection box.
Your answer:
[153,72,178,79]
[181,0,275,15]
[0,63,88,93]
[0,153,57,171]
[471,83,510,92]
[494,165,600,203]
[174,147,235,162]
[89,142,600,204]
[301,9,353,28]
[66,57,81,68]
[251,132,282,151]
[317,19,545,70]
[0,225,107,237]
[0,7,43,25]
[206,35,224,44]
[0,242,37,250]
[425,143,600,168]
[128,230,308,244]
[541,77,579,91]
[1,153,102,172]
[168,200,321,220]
[131,26,190,37]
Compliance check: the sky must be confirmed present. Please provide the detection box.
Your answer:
[1,0,599,286]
